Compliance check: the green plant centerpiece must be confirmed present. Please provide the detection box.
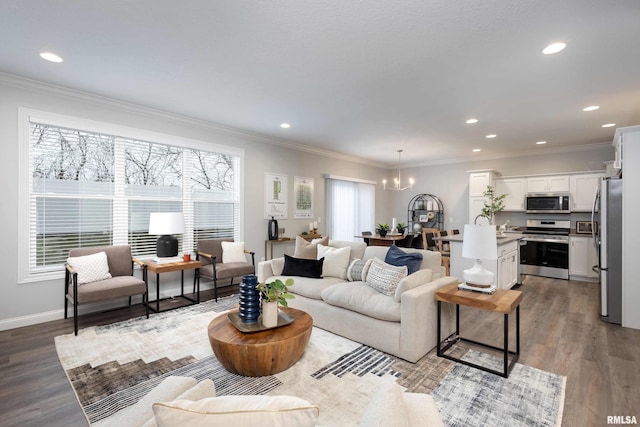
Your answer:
[256,278,295,328]
[256,278,295,307]
[480,185,507,225]
[376,223,391,237]
[396,222,406,234]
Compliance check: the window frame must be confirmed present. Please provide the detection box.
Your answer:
[18,108,244,284]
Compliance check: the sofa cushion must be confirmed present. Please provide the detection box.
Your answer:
[294,236,329,259]
[67,251,112,285]
[274,275,344,300]
[321,282,401,322]
[153,395,319,427]
[393,269,433,303]
[328,240,367,262]
[317,244,351,279]
[221,241,246,263]
[365,258,408,297]
[347,258,373,282]
[384,245,423,275]
[282,254,324,278]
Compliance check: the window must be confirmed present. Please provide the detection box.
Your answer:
[19,109,243,283]
[325,176,376,241]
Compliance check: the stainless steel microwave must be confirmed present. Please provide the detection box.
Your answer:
[525,193,571,214]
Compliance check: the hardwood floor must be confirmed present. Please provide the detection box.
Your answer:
[1,278,639,426]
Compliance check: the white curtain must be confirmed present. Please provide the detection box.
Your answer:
[326,177,375,241]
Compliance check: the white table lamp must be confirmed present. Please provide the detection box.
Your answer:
[462,224,498,289]
[149,212,185,257]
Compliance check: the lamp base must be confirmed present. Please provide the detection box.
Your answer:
[156,235,179,257]
[463,260,495,289]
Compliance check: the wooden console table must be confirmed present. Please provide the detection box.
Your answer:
[435,282,522,378]
[264,234,322,260]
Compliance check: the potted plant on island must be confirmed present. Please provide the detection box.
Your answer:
[480,185,507,225]
[376,223,391,237]
[396,222,406,234]
[256,278,295,328]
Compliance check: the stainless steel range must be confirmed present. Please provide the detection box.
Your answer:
[516,219,570,280]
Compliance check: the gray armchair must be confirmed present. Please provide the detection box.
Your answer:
[195,238,255,301]
[64,245,149,335]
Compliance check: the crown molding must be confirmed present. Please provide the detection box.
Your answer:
[0,72,386,168]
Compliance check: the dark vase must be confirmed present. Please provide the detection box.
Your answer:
[378,229,388,237]
[238,275,260,324]
[268,216,278,240]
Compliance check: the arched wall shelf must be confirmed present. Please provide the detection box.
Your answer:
[407,194,444,233]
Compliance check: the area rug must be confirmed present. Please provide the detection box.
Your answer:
[55,296,565,426]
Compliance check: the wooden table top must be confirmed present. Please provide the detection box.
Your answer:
[435,282,523,314]
[135,258,202,273]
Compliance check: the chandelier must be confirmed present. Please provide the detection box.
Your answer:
[382,149,414,191]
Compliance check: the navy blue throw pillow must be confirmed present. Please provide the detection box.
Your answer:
[282,254,324,278]
[384,245,423,275]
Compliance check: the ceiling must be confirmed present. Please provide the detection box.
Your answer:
[2,0,640,166]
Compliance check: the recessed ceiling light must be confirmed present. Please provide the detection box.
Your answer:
[542,42,566,55]
[583,105,600,112]
[472,148,481,152]
[39,52,63,63]
[486,134,497,139]
[536,141,547,145]
[602,123,616,128]
[466,118,478,124]
[280,123,291,129]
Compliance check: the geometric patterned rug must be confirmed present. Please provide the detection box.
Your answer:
[54,295,565,426]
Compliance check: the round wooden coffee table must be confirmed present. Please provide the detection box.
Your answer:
[208,307,313,376]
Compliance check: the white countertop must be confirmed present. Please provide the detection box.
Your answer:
[443,233,524,245]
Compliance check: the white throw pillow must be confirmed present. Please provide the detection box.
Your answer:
[221,241,246,263]
[358,380,410,427]
[365,257,408,297]
[153,395,319,427]
[317,244,351,279]
[66,251,112,285]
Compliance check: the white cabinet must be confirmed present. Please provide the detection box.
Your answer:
[468,170,499,224]
[450,239,520,290]
[495,177,527,211]
[570,173,604,212]
[527,175,569,193]
[569,236,599,280]
[497,240,519,289]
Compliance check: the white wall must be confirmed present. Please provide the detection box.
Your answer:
[389,147,614,232]
[0,76,390,329]
[0,75,615,329]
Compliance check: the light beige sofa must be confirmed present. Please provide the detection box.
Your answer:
[258,240,456,363]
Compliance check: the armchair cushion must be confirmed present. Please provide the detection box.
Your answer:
[66,251,112,285]
[221,241,246,263]
[70,276,147,304]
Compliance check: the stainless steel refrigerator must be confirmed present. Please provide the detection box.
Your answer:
[592,177,623,324]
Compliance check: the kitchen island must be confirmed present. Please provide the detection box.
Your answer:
[444,233,523,290]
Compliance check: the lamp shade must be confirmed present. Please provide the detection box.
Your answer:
[462,224,498,261]
[149,212,185,235]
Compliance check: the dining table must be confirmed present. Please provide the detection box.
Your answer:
[354,233,407,246]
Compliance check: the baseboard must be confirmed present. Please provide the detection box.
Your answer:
[0,281,218,331]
